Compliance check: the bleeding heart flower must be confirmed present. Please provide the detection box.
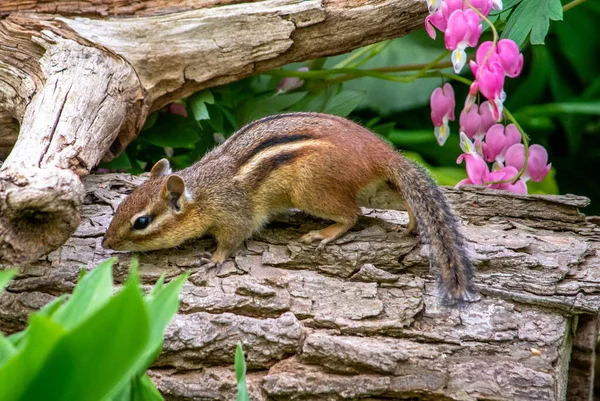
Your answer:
[456,132,504,186]
[467,0,493,16]
[504,143,551,182]
[497,39,524,78]
[430,83,456,146]
[526,144,552,182]
[488,165,528,194]
[445,9,482,73]
[479,101,498,132]
[459,103,483,140]
[276,67,308,93]
[477,62,505,121]
[481,123,521,162]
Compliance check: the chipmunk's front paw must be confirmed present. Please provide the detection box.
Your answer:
[192,252,223,271]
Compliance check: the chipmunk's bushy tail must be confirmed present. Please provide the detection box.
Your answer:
[387,158,478,306]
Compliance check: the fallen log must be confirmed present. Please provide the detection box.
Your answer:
[1,173,598,400]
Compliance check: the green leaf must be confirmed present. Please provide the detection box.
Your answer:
[142,114,200,148]
[235,341,250,401]
[53,258,115,330]
[140,272,190,370]
[323,90,365,117]
[100,151,133,171]
[141,112,159,132]
[190,90,215,121]
[131,373,164,401]
[0,315,67,401]
[19,276,150,401]
[515,102,600,118]
[0,269,16,294]
[501,0,563,47]
[238,92,308,125]
[0,335,16,365]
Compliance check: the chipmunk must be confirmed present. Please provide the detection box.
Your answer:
[103,112,477,305]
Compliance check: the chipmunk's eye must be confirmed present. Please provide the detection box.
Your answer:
[132,216,152,230]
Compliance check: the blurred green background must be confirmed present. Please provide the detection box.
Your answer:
[102,0,600,215]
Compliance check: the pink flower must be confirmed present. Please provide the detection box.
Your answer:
[445,9,482,73]
[488,165,528,194]
[459,103,482,140]
[479,101,497,132]
[497,39,523,78]
[526,144,552,182]
[504,144,552,182]
[430,83,456,146]
[474,40,523,78]
[276,67,308,93]
[481,124,521,162]
[476,61,505,121]
[424,0,466,40]
[467,0,493,16]
[456,132,504,186]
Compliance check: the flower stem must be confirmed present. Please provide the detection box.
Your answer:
[563,0,588,12]
[464,0,498,44]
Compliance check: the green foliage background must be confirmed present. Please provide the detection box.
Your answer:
[102,0,600,214]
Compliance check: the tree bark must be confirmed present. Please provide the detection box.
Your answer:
[1,173,598,400]
[0,0,427,264]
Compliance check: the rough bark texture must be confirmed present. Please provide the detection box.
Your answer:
[0,0,427,264]
[1,173,598,400]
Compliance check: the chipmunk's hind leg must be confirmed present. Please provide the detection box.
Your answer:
[300,216,358,251]
[294,195,360,251]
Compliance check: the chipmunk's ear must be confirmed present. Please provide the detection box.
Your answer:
[150,159,172,179]
[161,174,188,213]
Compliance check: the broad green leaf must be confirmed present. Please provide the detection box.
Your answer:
[238,92,308,125]
[190,90,215,121]
[20,278,149,401]
[287,92,330,113]
[142,114,200,148]
[501,0,523,9]
[53,258,115,330]
[101,151,133,171]
[131,373,164,401]
[323,90,365,117]
[38,295,67,318]
[141,112,159,132]
[0,335,16,365]
[235,341,250,401]
[0,315,66,401]
[134,272,190,373]
[501,0,562,47]
[0,269,16,293]
[515,102,600,118]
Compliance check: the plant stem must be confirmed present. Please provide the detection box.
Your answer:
[563,0,588,12]
[464,0,498,44]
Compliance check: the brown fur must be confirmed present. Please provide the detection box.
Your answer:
[103,112,477,305]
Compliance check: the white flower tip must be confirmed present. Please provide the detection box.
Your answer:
[451,49,467,74]
[492,0,503,10]
[435,124,450,146]
[459,131,474,153]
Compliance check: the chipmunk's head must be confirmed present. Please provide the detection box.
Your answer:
[102,159,195,252]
